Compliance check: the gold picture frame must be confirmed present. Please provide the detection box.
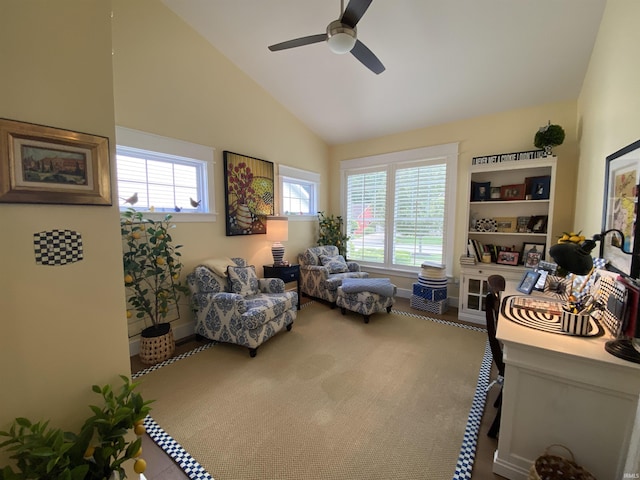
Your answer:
[0,118,111,205]
[494,217,517,233]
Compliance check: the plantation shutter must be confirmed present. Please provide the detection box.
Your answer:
[345,169,387,263]
[393,162,447,266]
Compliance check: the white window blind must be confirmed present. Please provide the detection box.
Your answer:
[393,162,447,266]
[346,169,387,263]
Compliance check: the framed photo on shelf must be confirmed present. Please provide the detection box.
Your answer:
[527,215,548,233]
[516,270,541,294]
[497,251,519,265]
[0,118,111,205]
[522,243,545,268]
[602,138,640,278]
[530,175,551,200]
[500,183,526,200]
[517,216,531,233]
[472,181,491,201]
[490,187,501,200]
[495,217,517,233]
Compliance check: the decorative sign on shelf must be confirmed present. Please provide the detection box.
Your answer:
[472,149,545,166]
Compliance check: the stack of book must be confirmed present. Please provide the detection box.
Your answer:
[460,254,476,265]
[410,261,448,314]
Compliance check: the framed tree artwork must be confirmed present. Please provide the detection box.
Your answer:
[223,151,274,236]
[602,138,640,278]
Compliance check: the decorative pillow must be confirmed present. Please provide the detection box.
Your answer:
[227,265,259,295]
[319,254,349,274]
[201,257,235,277]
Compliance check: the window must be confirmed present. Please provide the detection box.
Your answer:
[341,143,458,275]
[279,165,319,217]
[115,127,216,222]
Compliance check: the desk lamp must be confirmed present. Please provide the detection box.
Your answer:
[549,229,640,364]
[266,216,289,266]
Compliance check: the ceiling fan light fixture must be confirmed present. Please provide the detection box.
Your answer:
[327,21,356,54]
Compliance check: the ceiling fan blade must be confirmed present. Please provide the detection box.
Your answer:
[350,39,385,74]
[340,0,373,28]
[268,33,327,52]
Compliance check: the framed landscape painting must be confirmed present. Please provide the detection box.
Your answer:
[0,118,111,205]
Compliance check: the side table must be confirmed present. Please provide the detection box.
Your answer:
[263,264,301,309]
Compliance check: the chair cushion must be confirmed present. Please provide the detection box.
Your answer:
[319,254,349,273]
[227,265,259,295]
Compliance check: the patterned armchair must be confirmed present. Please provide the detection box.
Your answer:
[298,246,368,305]
[187,258,297,357]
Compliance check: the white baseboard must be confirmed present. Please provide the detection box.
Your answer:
[129,321,196,357]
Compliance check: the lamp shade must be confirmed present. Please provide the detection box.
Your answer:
[549,240,597,275]
[266,216,288,242]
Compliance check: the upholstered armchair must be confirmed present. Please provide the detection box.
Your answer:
[298,246,368,305]
[187,258,297,357]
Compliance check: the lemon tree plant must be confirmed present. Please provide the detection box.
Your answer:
[121,208,189,337]
[0,376,153,480]
[317,211,350,258]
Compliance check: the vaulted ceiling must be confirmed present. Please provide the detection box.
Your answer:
[162,0,606,145]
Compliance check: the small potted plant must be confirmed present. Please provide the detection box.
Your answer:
[121,208,190,365]
[0,376,153,480]
[317,211,350,258]
[534,121,565,156]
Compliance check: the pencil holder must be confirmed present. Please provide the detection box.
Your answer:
[560,309,591,335]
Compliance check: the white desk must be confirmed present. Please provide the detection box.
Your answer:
[494,284,640,479]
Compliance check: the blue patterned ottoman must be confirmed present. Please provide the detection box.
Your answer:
[336,279,397,324]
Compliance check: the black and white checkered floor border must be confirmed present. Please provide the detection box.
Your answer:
[133,305,491,480]
[132,342,216,380]
[143,415,213,480]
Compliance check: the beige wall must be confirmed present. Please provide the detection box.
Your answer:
[111,0,328,334]
[576,0,640,235]
[329,101,580,293]
[0,0,131,452]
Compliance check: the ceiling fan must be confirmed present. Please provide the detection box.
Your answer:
[267,0,385,75]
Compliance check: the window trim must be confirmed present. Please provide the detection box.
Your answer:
[115,126,217,223]
[278,164,320,221]
[340,143,458,276]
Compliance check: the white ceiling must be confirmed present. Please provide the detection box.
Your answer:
[161,0,606,146]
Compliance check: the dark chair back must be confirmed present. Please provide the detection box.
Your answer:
[485,274,506,376]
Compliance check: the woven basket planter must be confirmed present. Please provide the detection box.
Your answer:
[139,323,175,365]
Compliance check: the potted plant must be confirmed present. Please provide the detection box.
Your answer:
[0,376,153,480]
[317,211,350,258]
[534,121,565,156]
[121,208,190,365]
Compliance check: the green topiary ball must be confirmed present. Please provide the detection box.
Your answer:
[534,124,565,149]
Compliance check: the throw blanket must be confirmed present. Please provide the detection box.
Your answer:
[341,278,395,297]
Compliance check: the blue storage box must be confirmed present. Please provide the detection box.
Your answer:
[412,283,447,301]
[410,295,448,314]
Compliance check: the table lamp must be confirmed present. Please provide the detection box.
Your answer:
[267,216,289,266]
[549,229,640,364]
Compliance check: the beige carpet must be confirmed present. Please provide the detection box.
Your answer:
[136,302,488,480]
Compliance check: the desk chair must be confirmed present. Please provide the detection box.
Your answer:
[486,275,505,438]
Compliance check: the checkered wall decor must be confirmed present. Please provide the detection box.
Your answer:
[34,229,84,266]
